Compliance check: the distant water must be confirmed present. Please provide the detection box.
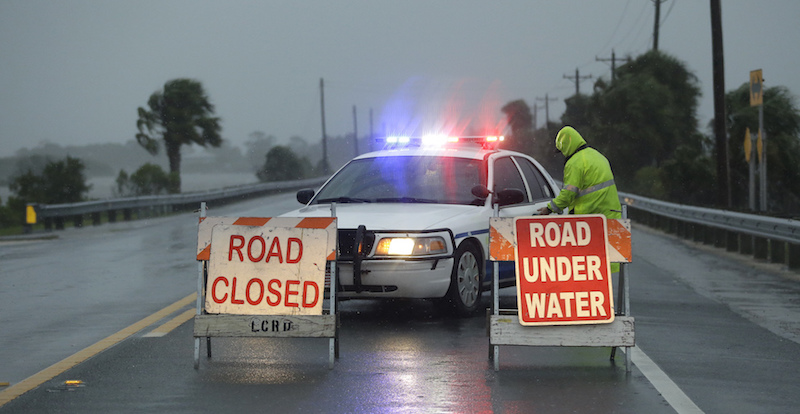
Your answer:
[0,172,259,202]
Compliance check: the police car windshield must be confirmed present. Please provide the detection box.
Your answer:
[314,156,486,205]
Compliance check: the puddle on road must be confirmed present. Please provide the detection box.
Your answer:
[46,380,86,393]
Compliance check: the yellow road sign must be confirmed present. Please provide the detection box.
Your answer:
[750,69,763,106]
[26,204,37,224]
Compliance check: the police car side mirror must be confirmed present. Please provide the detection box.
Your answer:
[471,185,491,199]
[494,188,525,206]
[296,189,315,205]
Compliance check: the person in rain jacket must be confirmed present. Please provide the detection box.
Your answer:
[537,126,621,218]
[538,126,622,271]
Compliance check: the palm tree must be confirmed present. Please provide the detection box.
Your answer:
[135,78,222,192]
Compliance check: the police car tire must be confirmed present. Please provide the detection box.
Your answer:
[444,242,483,316]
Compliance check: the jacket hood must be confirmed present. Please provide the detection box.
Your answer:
[555,126,587,157]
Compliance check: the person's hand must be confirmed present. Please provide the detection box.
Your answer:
[537,206,551,215]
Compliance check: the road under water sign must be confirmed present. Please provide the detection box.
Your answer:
[513,215,614,326]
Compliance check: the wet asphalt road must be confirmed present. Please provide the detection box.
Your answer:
[1,192,799,413]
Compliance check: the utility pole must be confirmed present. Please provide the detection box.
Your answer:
[532,103,545,130]
[352,105,358,157]
[532,103,545,150]
[319,78,329,174]
[563,68,592,96]
[596,49,630,82]
[652,0,666,50]
[750,69,767,211]
[710,0,730,207]
[369,108,374,152]
[536,94,558,138]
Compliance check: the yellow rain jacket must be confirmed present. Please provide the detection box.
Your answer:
[547,127,621,219]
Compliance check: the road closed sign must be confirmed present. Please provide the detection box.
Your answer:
[514,215,614,326]
[205,224,330,316]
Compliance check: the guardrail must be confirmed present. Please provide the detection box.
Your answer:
[31,180,800,270]
[36,176,327,231]
[620,191,800,270]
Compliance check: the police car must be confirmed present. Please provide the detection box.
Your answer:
[283,135,560,316]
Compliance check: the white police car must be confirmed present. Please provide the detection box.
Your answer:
[284,136,560,316]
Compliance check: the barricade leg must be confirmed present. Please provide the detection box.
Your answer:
[194,261,203,369]
[194,202,207,370]
[193,340,200,370]
[611,208,633,372]
[610,272,623,361]
[625,346,631,372]
[328,262,337,369]
[328,339,335,369]
[492,261,500,371]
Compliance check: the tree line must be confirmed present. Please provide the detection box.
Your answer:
[501,50,800,217]
[4,52,799,230]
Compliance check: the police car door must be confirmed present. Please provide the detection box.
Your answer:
[492,156,539,218]
[512,155,558,213]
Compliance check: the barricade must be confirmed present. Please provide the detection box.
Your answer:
[488,206,634,371]
[192,203,339,369]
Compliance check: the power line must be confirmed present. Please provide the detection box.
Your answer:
[593,0,633,60]
[615,1,652,55]
[661,0,676,25]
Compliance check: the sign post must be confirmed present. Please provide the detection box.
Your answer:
[750,69,767,211]
[488,211,634,372]
[745,128,757,211]
[193,210,339,369]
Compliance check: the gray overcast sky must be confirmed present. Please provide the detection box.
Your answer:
[1,0,798,157]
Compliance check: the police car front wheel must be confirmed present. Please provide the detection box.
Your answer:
[442,242,483,316]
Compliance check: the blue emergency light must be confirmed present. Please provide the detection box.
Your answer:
[375,135,504,150]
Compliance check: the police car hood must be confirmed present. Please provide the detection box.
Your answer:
[282,203,479,230]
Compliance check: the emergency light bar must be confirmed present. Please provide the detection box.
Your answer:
[376,135,505,149]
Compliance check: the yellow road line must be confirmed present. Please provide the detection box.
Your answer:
[143,309,197,337]
[0,292,197,407]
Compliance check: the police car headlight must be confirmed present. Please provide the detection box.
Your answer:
[375,236,447,256]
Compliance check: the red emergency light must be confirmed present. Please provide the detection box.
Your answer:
[377,135,504,150]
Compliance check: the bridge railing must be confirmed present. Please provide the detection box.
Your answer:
[35,176,327,230]
[620,191,800,270]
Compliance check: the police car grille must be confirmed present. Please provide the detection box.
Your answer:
[337,229,374,260]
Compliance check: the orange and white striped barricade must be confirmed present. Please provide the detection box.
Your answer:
[488,206,634,372]
[193,203,339,369]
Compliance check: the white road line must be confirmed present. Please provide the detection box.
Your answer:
[630,346,705,414]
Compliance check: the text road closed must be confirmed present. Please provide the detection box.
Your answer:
[514,215,614,326]
[205,224,329,316]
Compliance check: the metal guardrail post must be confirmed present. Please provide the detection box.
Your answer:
[789,244,800,270]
